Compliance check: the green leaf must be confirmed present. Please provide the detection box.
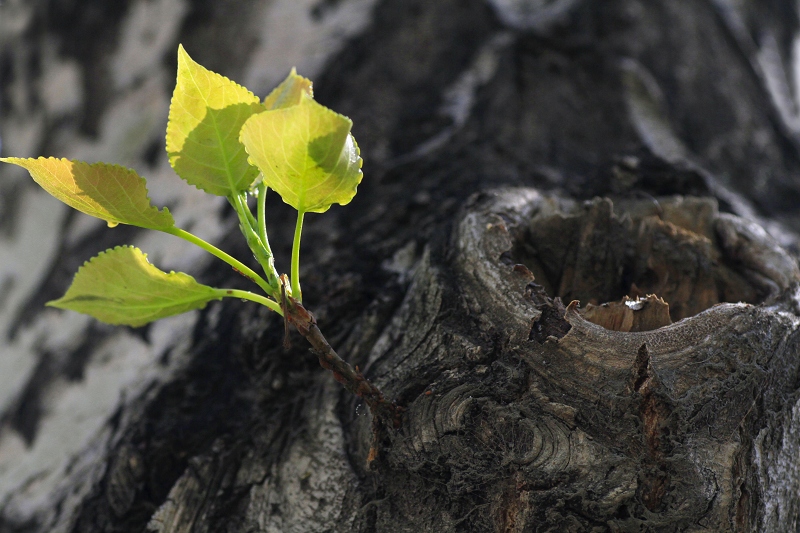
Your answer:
[48,245,222,327]
[239,94,363,213]
[263,68,313,110]
[0,157,174,230]
[166,44,264,196]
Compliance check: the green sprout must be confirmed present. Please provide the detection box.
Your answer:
[1,45,401,431]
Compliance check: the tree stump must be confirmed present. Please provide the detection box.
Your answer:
[2,0,800,531]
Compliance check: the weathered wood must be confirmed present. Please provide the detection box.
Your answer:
[2,0,800,531]
[373,188,799,531]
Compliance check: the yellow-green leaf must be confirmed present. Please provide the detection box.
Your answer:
[239,94,363,213]
[166,44,264,196]
[0,157,174,230]
[263,68,313,110]
[48,246,222,327]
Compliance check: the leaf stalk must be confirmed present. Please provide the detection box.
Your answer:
[163,226,273,295]
[257,182,270,252]
[229,193,280,293]
[291,211,305,301]
[217,288,283,315]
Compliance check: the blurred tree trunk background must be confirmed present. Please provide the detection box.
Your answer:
[1,0,800,531]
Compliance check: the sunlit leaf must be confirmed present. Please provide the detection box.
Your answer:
[166,44,264,196]
[239,94,363,213]
[0,157,174,230]
[48,245,222,327]
[263,68,313,110]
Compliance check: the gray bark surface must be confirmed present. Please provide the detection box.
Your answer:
[1,1,800,532]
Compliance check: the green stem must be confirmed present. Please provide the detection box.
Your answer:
[233,192,258,230]
[291,210,305,301]
[216,288,283,315]
[229,193,280,293]
[228,192,255,237]
[163,226,273,295]
[257,182,269,251]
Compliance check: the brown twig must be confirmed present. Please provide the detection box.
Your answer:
[284,296,404,430]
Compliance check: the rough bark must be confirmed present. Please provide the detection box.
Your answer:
[2,0,800,532]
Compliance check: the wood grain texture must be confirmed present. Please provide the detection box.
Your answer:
[2,0,800,531]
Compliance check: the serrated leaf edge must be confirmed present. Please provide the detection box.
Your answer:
[50,244,216,290]
[239,95,364,213]
[50,245,150,286]
[165,45,263,196]
[0,156,174,228]
[262,67,314,110]
[46,245,223,325]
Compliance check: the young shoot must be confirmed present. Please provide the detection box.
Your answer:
[1,46,402,430]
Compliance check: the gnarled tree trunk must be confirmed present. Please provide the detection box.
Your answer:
[1,0,800,531]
